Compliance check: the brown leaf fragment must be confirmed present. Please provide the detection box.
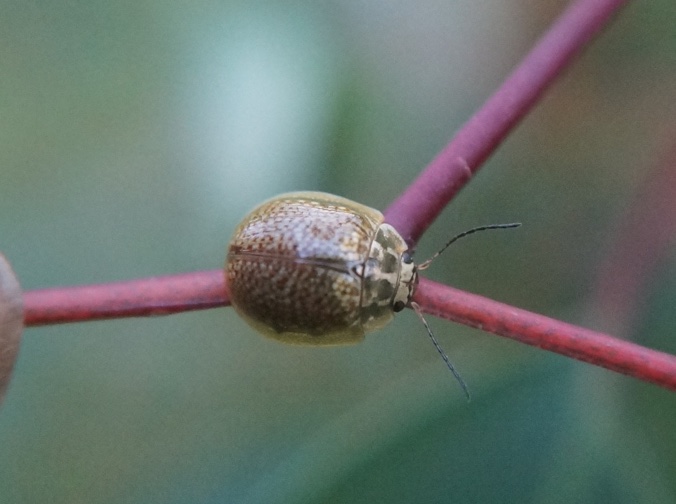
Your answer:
[0,254,23,404]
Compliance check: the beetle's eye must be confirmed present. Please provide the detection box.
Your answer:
[402,251,413,264]
[393,300,406,312]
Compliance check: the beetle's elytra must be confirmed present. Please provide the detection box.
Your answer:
[226,192,417,345]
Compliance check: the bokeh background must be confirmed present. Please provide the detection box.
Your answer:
[2,0,676,502]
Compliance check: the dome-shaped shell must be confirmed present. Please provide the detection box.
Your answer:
[226,192,415,345]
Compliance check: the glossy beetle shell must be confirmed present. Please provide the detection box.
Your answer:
[226,192,417,345]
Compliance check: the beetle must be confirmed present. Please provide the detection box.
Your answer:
[226,191,519,397]
[226,191,415,345]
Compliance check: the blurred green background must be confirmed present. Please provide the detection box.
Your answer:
[2,0,676,502]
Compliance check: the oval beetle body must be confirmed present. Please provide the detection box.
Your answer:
[226,192,417,345]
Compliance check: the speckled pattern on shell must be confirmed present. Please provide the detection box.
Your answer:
[227,192,387,344]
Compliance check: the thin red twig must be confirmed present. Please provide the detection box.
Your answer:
[24,271,676,392]
[23,270,228,327]
[414,278,676,391]
[384,0,630,246]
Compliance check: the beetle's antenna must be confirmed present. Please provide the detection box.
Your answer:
[418,223,521,271]
[410,301,470,401]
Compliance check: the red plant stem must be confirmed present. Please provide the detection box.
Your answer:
[24,271,676,392]
[22,272,676,391]
[23,270,229,327]
[414,277,676,391]
[384,0,630,246]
